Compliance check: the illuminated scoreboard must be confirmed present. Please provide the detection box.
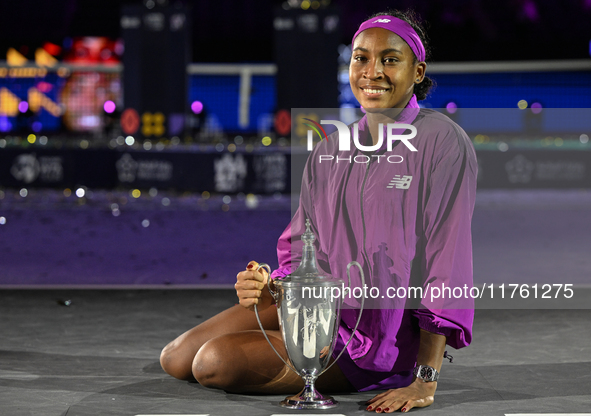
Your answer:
[0,67,67,133]
[0,65,122,135]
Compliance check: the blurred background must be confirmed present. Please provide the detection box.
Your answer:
[1,0,590,286]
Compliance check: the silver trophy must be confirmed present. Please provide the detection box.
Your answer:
[255,219,365,409]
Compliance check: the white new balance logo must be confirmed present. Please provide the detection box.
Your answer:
[387,175,412,189]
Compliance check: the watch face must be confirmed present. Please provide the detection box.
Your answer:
[420,366,434,380]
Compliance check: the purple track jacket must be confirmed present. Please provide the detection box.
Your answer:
[271,97,478,390]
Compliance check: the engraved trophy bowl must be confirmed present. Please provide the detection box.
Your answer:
[255,219,365,409]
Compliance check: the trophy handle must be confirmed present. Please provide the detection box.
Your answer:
[319,260,365,377]
[253,263,300,376]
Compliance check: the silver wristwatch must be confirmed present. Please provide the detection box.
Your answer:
[413,364,439,382]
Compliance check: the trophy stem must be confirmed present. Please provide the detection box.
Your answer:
[280,375,338,409]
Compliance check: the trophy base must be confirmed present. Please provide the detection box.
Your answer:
[280,388,338,409]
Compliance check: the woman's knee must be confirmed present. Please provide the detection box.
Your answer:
[192,337,242,391]
[160,341,195,381]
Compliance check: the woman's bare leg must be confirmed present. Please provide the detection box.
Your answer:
[160,304,280,380]
[161,303,354,393]
[193,329,354,394]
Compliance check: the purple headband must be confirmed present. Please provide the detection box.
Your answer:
[352,16,425,62]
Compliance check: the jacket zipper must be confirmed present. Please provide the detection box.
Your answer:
[349,156,374,363]
[359,158,373,280]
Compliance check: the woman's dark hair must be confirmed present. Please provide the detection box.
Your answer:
[367,9,435,100]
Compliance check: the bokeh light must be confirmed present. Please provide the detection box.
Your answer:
[0,217,6,225]
[104,100,116,114]
[141,219,150,227]
[18,102,29,113]
[19,188,28,197]
[27,134,36,144]
[125,136,135,145]
[131,189,141,198]
[191,101,204,114]
[76,188,85,198]
[530,102,543,114]
[518,99,528,110]
[0,117,12,132]
[580,134,589,144]
[32,121,42,132]
[245,193,259,209]
[262,136,272,146]
[445,101,457,114]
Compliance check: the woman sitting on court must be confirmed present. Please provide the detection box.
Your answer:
[160,9,477,413]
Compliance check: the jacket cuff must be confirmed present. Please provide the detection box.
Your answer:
[270,266,292,280]
[417,315,453,337]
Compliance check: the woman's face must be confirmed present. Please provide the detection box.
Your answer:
[349,27,425,109]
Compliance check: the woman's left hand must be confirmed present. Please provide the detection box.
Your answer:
[365,379,437,413]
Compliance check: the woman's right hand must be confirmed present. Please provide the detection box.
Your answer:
[235,261,274,311]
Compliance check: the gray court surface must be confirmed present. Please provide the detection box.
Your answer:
[0,290,590,416]
[1,189,590,415]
